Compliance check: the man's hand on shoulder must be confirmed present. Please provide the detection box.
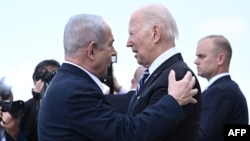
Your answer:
[168,70,198,106]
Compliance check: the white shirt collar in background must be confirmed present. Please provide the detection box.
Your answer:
[204,72,230,90]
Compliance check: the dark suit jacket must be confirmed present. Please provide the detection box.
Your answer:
[127,53,201,141]
[38,63,186,141]
[105,91,134,114]
[198,75,249,141]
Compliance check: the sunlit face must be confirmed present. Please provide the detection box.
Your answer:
[194,38,219,80]
[95,23,116,77]
[126,14,154,67]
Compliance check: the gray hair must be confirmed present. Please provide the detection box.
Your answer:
[142,4,179,42]
[63,14,106,57]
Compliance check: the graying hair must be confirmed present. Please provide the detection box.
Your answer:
[142,4,179,42]
[63,14,106,57]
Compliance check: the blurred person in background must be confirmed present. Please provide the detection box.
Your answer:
[105,65,146,114]
[22,59,60,141]
[0,77,26,141]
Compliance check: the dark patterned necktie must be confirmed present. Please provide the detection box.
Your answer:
[136,69,150,95]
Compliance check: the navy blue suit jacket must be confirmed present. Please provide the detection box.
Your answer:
[127,53,201,141]
[198,75,249,141]
[38,63,186,141]
[105,91,134,114]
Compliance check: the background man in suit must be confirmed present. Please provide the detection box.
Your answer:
[38,13,198,141]
[104,65,146,95]
[194,35,249,141]
[126,4,201,141]
[105,65,146,114]
[129,65,147,92]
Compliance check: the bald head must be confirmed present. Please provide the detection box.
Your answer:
[199,35,232,66]
[131,66,147,89]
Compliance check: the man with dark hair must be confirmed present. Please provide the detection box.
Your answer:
[23,59,60,141]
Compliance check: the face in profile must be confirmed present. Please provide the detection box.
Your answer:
[94,23,116,77]
[127,14,155,67]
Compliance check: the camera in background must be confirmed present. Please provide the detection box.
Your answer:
[1,100,25,118]
[0,77,25,118]
[34,68,57,84]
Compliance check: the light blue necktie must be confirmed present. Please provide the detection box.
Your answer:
[136,69,150,95]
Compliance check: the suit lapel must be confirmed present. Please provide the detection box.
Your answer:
[138,53,183,98]
[127,53,184,114]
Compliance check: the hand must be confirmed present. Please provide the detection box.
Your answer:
[1,112,20,140]
[168,70,198,106]
[33,79,45,93]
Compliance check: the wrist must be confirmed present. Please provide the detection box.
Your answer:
[32,89,42,100]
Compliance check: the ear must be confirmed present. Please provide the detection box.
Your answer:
[87,41,97,61]
[152,24,161,43]
[217,53,225,65]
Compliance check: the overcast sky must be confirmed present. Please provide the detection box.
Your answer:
[0,0,249,117]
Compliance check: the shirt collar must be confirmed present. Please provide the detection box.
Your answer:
[206,72,230,89]
[149,47,178,74]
